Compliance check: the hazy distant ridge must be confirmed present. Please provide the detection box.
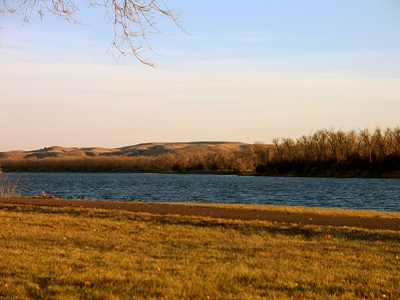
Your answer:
[2,127,399,178]
[0,142,250,160]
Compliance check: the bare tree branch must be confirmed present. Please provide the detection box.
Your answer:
[1,0,183,66]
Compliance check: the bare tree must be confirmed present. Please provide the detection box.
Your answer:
[311,130,328,162]
[324,128,339,162]
[358,128,373,164]
[297,135,315,162]
[391,127,400,157]
[282,137,296,161]
[272,138,284,163]
[1,0,183,66]
[250,142,270,166]
[371,127,391,162]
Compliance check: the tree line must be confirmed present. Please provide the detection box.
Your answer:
[262,127,400,177]
[1,126,399,177]
[0,150,255,174]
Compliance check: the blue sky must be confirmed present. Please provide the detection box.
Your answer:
[1,0,399,151]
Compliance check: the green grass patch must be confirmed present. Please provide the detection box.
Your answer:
[1,204,399,299]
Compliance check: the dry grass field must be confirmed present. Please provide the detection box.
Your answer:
[1,203,399,299]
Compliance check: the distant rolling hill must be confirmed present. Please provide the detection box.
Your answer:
[0,142,251,160]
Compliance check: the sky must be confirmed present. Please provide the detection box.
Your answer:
[1,0,400,151]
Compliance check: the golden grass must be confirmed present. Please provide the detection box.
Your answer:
[1,203,399,299]
[167,202,400,219]
[0,175,20,197]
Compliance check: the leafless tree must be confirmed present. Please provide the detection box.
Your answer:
[297,135,315,162]
[358,128,373,164]
[339,130,357,161]
[324,129,339,162]
[1,0,183,66]
[250,142,270,166]
[391,126,400,157]
[272,138,284,163]
[371,127,390,162]
[311,130,328,162]
[282,137,296,161]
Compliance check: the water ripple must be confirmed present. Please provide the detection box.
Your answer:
[5,173,400,212]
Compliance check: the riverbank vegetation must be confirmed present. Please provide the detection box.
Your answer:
[0,174,20,197]
[1,126,399,177]
[1,203,399,299]
[260,126,400,177]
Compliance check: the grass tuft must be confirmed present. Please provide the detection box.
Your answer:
[0,174,20,197]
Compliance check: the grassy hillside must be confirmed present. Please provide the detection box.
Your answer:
[0,142,249,160]
[0,141,255,173]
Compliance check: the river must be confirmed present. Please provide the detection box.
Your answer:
[3,173,400,212]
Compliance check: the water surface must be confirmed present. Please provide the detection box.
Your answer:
[6,173,400,212]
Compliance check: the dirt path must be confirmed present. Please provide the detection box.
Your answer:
[1,197,400,231]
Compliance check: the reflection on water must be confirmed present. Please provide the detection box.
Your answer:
[6,173,400,212]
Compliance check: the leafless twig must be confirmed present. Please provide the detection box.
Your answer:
[1,0,183,66]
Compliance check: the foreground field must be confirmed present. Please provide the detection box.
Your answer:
[1,203,400,299]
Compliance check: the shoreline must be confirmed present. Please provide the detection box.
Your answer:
[1,196,400,232]
[2,170,400,179]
